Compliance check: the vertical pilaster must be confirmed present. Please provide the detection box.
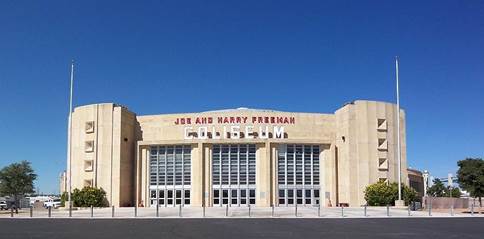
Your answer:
[256,142,271,207]
[191,143,204,207]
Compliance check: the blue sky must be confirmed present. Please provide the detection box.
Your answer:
[0,1,483,194]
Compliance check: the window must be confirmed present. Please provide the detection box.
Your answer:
[149,145,191,207]
[378,158,388,170]
[378,139,388,151]
[84,160,93,172]
[212,144,256,206]
[377,119,387,131]
[278,145,321,206]
[85,141,94,152]
[83,179,93,187]
[85,121,95,133]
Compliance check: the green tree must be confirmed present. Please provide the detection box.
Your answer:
[364,181,417,206]
[427,178,447,197]
[0,161,37,205]
[448,187,461,198]
[457,158,484,206]
[402,184,418,205]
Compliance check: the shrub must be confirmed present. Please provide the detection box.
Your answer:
[364,182,417,206]
[61,187,108,207]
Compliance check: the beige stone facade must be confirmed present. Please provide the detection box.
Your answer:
[66,100,408,207]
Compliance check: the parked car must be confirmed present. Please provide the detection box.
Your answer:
[43,198,61,209]
[0,201,7,210]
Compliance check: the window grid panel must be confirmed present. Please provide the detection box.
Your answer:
[212,144,256,206]
[277,145,321,206]
[149,145,191,207]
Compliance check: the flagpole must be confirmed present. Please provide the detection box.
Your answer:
[396,56,402,201]
[67,60,74,215]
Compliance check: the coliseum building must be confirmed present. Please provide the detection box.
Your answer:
[65,100,408,207]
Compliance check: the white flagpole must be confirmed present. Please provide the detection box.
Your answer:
[396,56,402,201]
[67,60,74,213]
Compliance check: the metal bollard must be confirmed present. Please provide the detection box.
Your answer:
[471,204,474,216]
[134,206,138,218]
[341,206,344,217]
[10,208,13,218]
[272,205,274,217]
[225,204,229,217]
[364,205,367,217]
[179,204,182,217]
[386,205,390,217]
[451,204,454,216]
[428,202,432,216]
[69,203,72,217]
[112,206,115,218]
[30,206,33,218]
[318,204,321,217]
[407,204,411,216]
[156,204,159,217]
[91,205,94,218]
[48,206,52,218]
[295,204,298,217]
[248,204,251,218]
[203,205,206,218]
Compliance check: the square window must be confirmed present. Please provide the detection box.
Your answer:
[241,199,246,204]
[185,199,190,205]
[214,199,219,205]
[377,119,387,131]
[279,199,285,205]
[84,160,93,172]
[305,190,311,197]
[85,141,94,152]
[85,121,95,133]
[305,199,311,204]
[314,190,320,198]
[223,199,228,204]
[249,199,255,204]
[83,179,92,187]
[214,190,219,197]
[279,190,285,197]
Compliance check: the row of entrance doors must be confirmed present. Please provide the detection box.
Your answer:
[149,144,322,207]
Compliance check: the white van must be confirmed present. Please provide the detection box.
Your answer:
[43,198,61,209]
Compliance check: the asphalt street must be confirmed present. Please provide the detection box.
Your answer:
[1,218,483,239]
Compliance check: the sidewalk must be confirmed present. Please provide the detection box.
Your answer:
[2,206,483,219]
